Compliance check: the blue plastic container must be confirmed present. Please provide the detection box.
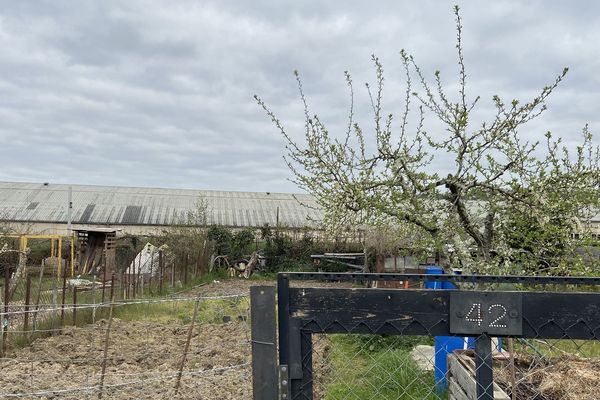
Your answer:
[425,267,503,391]
[424,266,444,289]
[425,266,466,391]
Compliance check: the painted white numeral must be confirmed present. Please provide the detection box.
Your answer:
[466,303,483,326]
[488,304,508,328]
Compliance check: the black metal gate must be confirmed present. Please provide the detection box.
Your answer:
[252,272,600,399]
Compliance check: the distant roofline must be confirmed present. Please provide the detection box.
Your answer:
[0,180,312,198]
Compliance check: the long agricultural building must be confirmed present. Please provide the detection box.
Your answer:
[0,181,324,236]
[0,181,599,238]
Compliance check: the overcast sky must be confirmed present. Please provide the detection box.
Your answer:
[0,0,598,193]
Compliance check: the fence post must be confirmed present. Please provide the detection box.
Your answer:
[277,274,291,400]
[23,274,32,333]
[171,258,175,288]
[98,292,115,400]
[72,287,77,325]
[2,264,10,356]
[251,286,277,400]
[30,261,46,341]
[475,333,494,400]
[183,253,188,285]
[60,262,68,330]
[102,253,107,303]
[174,297,200,395]
[159,250,164,294]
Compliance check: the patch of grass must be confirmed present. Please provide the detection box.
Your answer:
[112,296,250,326]
[322,335,443,400]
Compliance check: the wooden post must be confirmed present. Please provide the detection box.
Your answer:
[72,287,77,325]
[174,298,200,395]
[60,262,68,329]
[30,261,46,340]
[171,258,175,288]
[109,274,115,304]
[132,252,137,299]
[23,275,32,333]
[149,250,154,294]
[98,293,115,399]
[2,264,10,356]
[184,253,188,285]
[159,250,164,294]
[101,253,107,303]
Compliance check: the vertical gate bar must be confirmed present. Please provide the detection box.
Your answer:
[278,273,290,365]
[251,286,277,400]
[298,331,313,399]
[277,274,291,400]
[475,333,494,400]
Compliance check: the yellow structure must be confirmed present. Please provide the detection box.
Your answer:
[2,234,76,277]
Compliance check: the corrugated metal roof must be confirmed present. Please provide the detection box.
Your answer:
[0,181,323,228]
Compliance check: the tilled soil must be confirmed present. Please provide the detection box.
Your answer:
[0,278,354,399]
[0,318,251,399]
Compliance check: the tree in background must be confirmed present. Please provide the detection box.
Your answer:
[257,6,600,274]
[207,225,256,259]
[157,199,211,275]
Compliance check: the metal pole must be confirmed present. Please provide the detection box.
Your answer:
[475,334,494,400]
[277,273,290,366]
[67,186,72,235]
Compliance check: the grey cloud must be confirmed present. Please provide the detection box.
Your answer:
[0,0,597,193]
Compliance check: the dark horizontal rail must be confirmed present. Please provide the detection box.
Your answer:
[288,287,600,339]
[280,271,600,286]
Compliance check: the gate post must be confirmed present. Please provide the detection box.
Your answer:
[474,333,494,400]
[251,286,277,400]
[277,273,291,399]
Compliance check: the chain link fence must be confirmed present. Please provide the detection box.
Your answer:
[0,277,251,399]
[275,273,600,400]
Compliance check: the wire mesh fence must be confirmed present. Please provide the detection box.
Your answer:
[0,281,252,399]
[309,334,600,399]
[276,273,600,400]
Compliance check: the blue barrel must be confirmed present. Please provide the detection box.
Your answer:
[424,266,444,289]
[425,266,465,391]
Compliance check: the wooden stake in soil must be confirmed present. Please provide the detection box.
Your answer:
[30,260,46,340]
[159,250,164,294]
[23,275,32,333]
[2,264,10,357]
[101,253,107,303]
[174,298,200,395]
[72,287,77,326]
[98,293,115,400]
[60,263,68,330]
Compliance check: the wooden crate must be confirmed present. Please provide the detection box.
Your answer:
[448,351,509,400]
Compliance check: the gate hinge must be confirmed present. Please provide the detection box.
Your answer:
[278,364,289,399]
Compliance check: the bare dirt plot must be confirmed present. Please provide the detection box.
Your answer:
[0,317,251,399]
[0,277,356,399]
